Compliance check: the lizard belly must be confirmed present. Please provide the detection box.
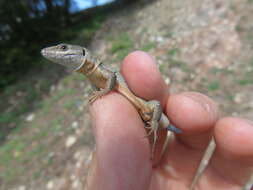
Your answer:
[116,83,153,122]
[88,72,107,89]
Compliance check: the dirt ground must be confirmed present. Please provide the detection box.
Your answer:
[1,0,252,189]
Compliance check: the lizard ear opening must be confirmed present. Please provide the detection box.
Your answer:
[82,49,86,56]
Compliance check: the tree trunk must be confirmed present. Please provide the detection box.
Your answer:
[63,0,71,26]
[44,0,53,13]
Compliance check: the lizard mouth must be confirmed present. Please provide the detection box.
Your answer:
[63,53,77,57]
[41,49,76,58]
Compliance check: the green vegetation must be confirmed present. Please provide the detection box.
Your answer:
[141,42,156,52]
[0,111,71,184]
[62,73,86,86]
[0,3,107,141]
[168,58,191,72]
[238,73,253,86]
[166,48,191,72]
[167,48,180,57]
[64,99,79,110]
[228,95,235,101]
[207,80,220,91]
[159,63,167,72]
[238,78,253,85]
[250,58,253,67]
[0,78,54,127]
[237,58,253,85]
[111,32,134,60]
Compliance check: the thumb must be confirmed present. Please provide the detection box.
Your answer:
[86,93,152,190]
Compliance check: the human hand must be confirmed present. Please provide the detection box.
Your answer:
[86,51,253,190]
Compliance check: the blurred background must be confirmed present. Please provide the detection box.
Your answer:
[0,0,252,189]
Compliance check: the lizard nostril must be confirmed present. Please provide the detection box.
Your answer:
[41,49,46,56]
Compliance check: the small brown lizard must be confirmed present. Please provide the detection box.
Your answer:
[41,43,181,158]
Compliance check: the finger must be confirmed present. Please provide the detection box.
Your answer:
[121,51,169,163]
[166,92,219,148]
[155,92,219,187]
[87,93,152,190]
[121,51,169,106]
[197,117,253,189]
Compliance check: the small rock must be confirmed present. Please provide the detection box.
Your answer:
[190,73,196,79]
[76,161,82,169]
[48,152,54,159]
[71,121,79,129]
[156,36,164,43]
[232,112,238,116]
[78,105,84,111]
[18,185,26,190]
[47,180,54,189]
[50,85,56,92]
[70,174,76,181]
[13,151,21,158]
[234,93,243,103]
[65,136,77,148]
[26,113,35,122]
[74,151,82,160]
[72,180,80,188]
[165,78,171,85]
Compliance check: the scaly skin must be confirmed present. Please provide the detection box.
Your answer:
[41,43,181,158]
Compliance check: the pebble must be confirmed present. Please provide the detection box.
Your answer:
[50,85,56,92]
[72,180,80,188]
[74,151,82,160]
[156,36,164,43]
[65,136,77,148]
[76,161,82,169]
[26,113,35,122]
[46,180,54,189]
[18,186,26,190]
[165,78,171,85]
[234,93,243,103]
[71,121,79,129]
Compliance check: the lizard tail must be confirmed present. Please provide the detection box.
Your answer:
[167,124,182,134]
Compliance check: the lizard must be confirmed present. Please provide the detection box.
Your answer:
[41,43,181,159]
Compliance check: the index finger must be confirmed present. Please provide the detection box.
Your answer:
[121,51,169,107]
[121,51,170,163]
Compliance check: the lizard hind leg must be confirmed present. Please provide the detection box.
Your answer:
[146,100,162,159]
[89,90,107,103]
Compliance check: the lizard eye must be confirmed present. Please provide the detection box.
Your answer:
[82,49,86,56]
[60,44,67,51]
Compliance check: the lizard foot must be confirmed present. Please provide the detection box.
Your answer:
[144,122,159,159]
[89,91,105,103]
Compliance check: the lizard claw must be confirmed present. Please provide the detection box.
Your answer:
[144,121,159,159]
[89,91,104,103]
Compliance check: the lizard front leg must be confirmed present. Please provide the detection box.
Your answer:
[89,72,116,103]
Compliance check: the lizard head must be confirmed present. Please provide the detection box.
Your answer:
[41,43,89,72]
